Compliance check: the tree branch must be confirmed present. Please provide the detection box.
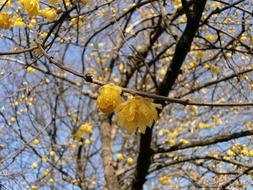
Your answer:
[131,1,207,189]
[154,129,253,154]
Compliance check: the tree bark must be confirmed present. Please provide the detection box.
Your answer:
[100,116,121,190]
[131,1,207,189]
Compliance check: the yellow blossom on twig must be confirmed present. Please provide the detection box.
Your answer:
[115,96,161,134]
[97,84,122,114]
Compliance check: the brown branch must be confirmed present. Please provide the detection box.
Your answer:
[87,75,253,107]
[100,117,121,190]
[150,155,252,174]
[131,1,208,189]
[154,129,253,154]
[0,46,37,56]
[37,42,253,106]
[180,67,253,97]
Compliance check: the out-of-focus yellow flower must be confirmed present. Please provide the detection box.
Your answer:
[44,169,49,176]
[116,97,161,134]
[69,16,85,27]
[240,34,247,41]
[49,178,54,183]
[31,185,38,190]
[205,33,216,41]
[117,153,123,161]
[198,122,208,129]
[10,117,16,123]
[84,139,90,145]
[97,84,122,113]
[179,139,189,144]
[210,65,220,73]
[227,150,235,157]
[0,144,4,150]
[173,0,181,9]
[48,0,61,4]
[126,157,133,165]
[80,123,93,134]
[0,12,12,29]
[248,150,253,156]
[49,150,55,157]
[33,139,40,145]
[159,176,170,185]
[197,50,205,58]
[40,32,48,39]
[74,130,84,140]
[41,156,48,162]
[80,0,91,3]
[213,115,223,125]
[39,7,57,21]
[19,0,40,17]
[31,162,38,169]
[27,66,36,74]
[11,15,25,27]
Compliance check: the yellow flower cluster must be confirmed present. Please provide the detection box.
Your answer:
[97,84,161,134]
[19,0,40,17]
[159,176,170,185]
[0,13,26,29]
[48,0,61,3]
[27,66,36,74]
[80,123,93,134]
[74,123,93,140]
[0,12,12,29]
[11,15,25,27]
[227,143,253,157]
[39,7,57,21]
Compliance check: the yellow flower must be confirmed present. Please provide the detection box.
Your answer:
[80,0,91,4]
[11,15,25,27]
[117,153,124,161]
[43,169,49,176]
[27,66,36,74]
[39,7,57,21]
[179,139,189,144]
[198,122,208,129]
[19,0,40,17]
[31,162,38,169]
[41,156,48,162]
[33,139,40,145]
[205,33,216,41]
[173,0,181,9]
[115,97,161,134]
[0,12,12,29]
[40,32,48,39]
[80,123,92,134]
[97,84,122,113]
[227,150,235,157]
[248,150,253,156]
[49,178,54,183]
[49,150,55,157]
[10,117,16,123]
[31,185,38,190]
[159,176,170,185]
[197,51,205,58]
[126,157,133,165]
[74,130,84,140]
[210,65,220,73]
[0,144,4,150]
[84,139,90,145]
[48,0,61,4]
